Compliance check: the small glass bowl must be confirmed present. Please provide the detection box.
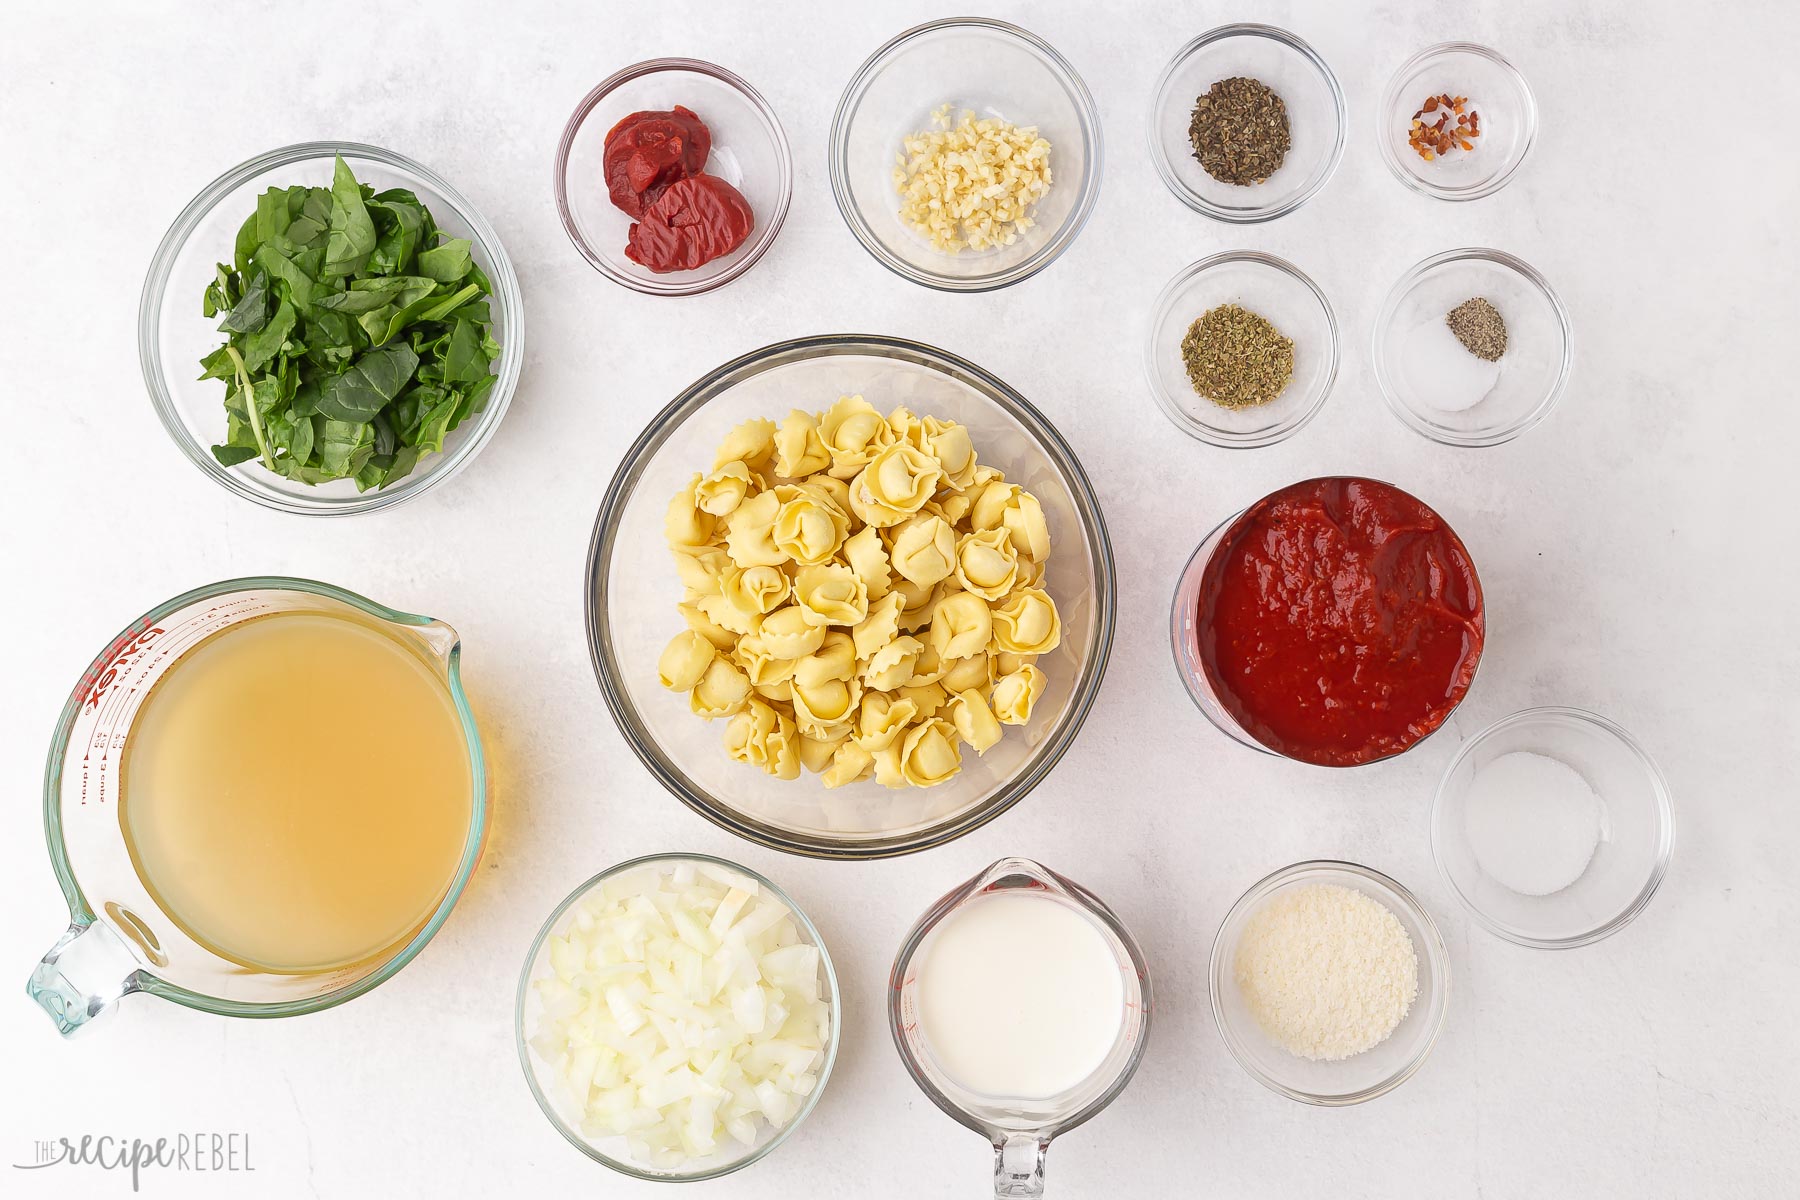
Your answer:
[1146,252,1339,448]
[1147,25,1346,223]
[515,853,841,1181]
[1432,708,1675,949]
[1379,42,1536,201]
[555,59,793,296]
[140,142,524,516]
[586,335,1116,859]
[828,17,1103,292]
[1210,861,1450,1106]
[1373,247,1572,447]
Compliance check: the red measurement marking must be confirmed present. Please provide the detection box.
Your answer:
[80,620,163,712]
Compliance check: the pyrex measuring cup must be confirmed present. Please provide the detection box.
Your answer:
[28,577,487,1035]
[889,858,1152,1198]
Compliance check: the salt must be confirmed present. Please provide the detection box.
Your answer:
[1462,750,1603,896]
[1404,311,1501,413]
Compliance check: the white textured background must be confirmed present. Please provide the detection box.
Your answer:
[3,1,1796,1196]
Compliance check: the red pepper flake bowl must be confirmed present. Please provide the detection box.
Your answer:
[1378,43,1537,202]
[555,59,793,296]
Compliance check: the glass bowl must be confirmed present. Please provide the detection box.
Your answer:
[1170,481,1483,765]
[1147,24,1346,223]
[555,59,792,297]
[141,142,524,516]
[515,853,840,1181]
[1145,252,1339,448]
[585,335,1116,858]
[828,17,1103,292]
[1373,247,1572,447]
[1210,860,1450,1106]
[1432,707,1675,949]
[1378,42,1537,201]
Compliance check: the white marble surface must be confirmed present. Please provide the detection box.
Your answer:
[4,1,1797,1195]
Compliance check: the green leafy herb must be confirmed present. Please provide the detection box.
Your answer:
[201,154,501,491]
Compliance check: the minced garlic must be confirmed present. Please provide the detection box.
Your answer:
[893,104,1053,254]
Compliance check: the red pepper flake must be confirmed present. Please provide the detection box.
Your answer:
[1406,92,1482,161]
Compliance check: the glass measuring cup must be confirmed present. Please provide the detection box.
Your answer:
[28,577,487,1035]
[888,858,1152,1198]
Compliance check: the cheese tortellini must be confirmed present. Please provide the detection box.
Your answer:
[657,398,1063,789]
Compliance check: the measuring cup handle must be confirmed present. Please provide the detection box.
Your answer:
[27,921,139,1036]
[993,1132,1049,1199]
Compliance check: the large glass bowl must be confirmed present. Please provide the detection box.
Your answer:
[515,853,840,1181]
[585,335,1116,858]
[140,142,524,516]
[829,18,1103,292]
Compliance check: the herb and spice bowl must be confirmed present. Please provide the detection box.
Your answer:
[1210,860,1451,1106]
[556,59,793,297]
[1379,43,1537,201]
[1148,24,1346,223]
[828,17,1103,292]
[1432,708,1675,949]
[141,142,524,516]
[1146,252,1339,448]
[1373,247,1572,447]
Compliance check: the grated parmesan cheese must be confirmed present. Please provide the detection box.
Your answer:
[1233,883,1418,1061]
[893,104,1053,253]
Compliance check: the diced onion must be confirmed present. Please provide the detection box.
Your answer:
[529,861,832,1170]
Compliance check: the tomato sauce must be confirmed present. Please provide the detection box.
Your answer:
[1195,477,1484,767]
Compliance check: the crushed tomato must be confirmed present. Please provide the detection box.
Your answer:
[1196,477,1485,767]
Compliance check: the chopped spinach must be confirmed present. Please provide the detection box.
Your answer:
[202,155,501,491]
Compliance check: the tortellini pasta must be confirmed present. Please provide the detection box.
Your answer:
[658,398,1064,788]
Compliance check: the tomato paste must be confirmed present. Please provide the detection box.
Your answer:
[1195,477,1484,767]
[625,174,755,273]
[603,107,711,218]
[602,105,756,273]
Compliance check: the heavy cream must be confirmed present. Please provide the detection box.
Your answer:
[915,891,1124,1099]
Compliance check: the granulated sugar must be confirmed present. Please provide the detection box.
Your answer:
[1463,750,1603,896]
[1233,883,1419,1062]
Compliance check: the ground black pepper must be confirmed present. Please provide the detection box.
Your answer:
[1446,297,1508,362]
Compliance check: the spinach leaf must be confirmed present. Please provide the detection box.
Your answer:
[417,238,472,282]
[323,156,376,278]
[252,242,319,312]
[241,299,297,372]
[197,156,500,489]
[314,343,420,422]
[217,270,271,333]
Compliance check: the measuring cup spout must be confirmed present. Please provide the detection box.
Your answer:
[408,617,462,668]
[993,1132,1049,1199]
[27,920,141,1036]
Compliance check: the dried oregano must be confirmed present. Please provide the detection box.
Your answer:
[1181,304,1295,409]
